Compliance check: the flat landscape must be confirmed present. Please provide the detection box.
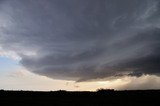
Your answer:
[0,90,160,106]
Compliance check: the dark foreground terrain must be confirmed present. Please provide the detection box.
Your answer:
[0,89,160,106]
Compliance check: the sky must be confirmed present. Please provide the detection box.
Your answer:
[0,0,160,91]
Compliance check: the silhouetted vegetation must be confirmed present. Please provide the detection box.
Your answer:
[0,89,160,106]
[97,88,114,92]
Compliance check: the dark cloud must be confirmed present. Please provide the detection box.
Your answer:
[0,0,160,81]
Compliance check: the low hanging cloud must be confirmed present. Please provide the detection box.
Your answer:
[118,75,160,90]
[0,0,160,81]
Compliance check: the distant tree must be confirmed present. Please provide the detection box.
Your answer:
[96,88,114,93]
[56,90,67,92]
[0,89,4,91]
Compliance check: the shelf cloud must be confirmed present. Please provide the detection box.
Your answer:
[0,0,160,81]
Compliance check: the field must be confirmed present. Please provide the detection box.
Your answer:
[0,90,160,106]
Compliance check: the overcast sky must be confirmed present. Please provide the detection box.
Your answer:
[0,0,160,91]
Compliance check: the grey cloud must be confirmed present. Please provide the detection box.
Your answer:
[0,0,160,81]
[118,75,160,90]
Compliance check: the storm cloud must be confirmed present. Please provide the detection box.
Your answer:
[0,0,160,81]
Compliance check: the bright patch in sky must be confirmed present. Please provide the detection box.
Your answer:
[0,56,19,73]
